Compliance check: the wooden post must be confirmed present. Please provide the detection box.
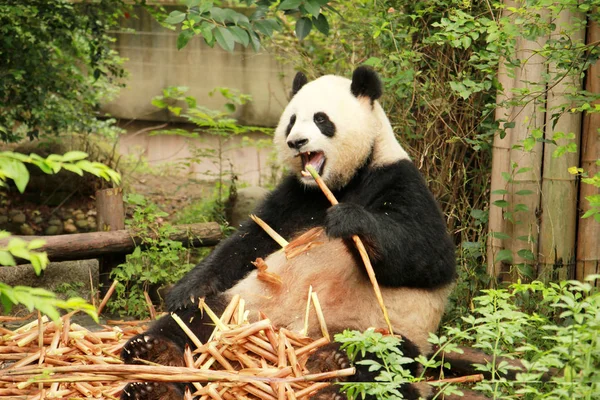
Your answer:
[538,9,585,281]
[576,19,600,282]
[501,14,548,281]
[487,3,516,278]
[96,188,126,296]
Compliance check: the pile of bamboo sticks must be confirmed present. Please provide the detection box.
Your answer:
[0,313,147,399]
[1,294,353,400]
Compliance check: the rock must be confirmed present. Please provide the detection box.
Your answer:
[225,186,270,228]
[11,212,26,224]
[75,212,85,220]
[0,260,99,314]
[32,216,43,224]
[8,209,21,217]
[63,222,78,233]
[75,220,88,229]
[45,225,62,235]
[88,221,97,231]
[19,224,35,235]
[0,216,8,224]
[48,218,62,226]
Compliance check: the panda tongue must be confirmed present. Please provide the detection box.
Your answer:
[302,152,325,176]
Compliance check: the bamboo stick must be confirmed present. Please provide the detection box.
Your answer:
[305,165,394,334]
[250,214,289,248]
[97,280,119,315]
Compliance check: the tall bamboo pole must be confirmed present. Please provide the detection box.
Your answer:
[576,19,600,282]
[487,54,516,278]
[538,9,585,281]
[503,18,549,281]
[487,2,517,278]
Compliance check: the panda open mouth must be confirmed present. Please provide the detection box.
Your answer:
[299,151,326,178]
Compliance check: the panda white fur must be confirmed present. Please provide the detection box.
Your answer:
[121,67,456,400]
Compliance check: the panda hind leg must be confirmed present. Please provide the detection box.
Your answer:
[120,382,185,400]
[307,335,426,400]
[121,296,228,366]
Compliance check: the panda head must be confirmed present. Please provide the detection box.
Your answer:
[274,66,409,190]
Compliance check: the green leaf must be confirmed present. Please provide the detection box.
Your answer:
[177,30,194,50]
[62,163,84,176]
[0,158,29,193]
[515,189,533,196]
[248,30,261,52]
[209,7,227,23]
[224,103,236,113]
[165,10,186,25]
[493,200,509,208]
[151,98,167,109]
[491,232,511,240]
[228,26,249,47]
[0,250,16,266]
[295,17,312,40]
[492,189,508,195]
[184,0,202,6]
[313,14,329,36]
[214,27,235,52]
[495,249,513,263]
[253,20,279,37]
[304,0,321,17]
[61,151,88,162]
[517,249,535,261]
[279,0,302,10]
[199,22,214,44]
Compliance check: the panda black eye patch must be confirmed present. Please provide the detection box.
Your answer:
[313,112,335,137]
[286,114,296,137]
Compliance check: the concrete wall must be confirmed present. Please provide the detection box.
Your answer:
[118,121,278,186]
[102,6,295,127]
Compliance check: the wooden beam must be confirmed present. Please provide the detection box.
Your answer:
[2,223,222,264]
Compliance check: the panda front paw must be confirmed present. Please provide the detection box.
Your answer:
[325,203,375,240]
[165,279,218,311]
[121,382,184,400]
[121,333,184,367]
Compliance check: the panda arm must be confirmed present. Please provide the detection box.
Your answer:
[165,221,279,310]
[325,166,456,289]
[166,176,327,311]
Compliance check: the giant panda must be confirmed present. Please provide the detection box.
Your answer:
[120,66,456,400]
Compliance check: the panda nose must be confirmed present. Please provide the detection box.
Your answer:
[287,138,308,150]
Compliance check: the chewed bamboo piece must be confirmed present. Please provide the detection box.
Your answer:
[305,164,395,335]
[250,214,289,248]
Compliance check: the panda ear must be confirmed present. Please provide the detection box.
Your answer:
[291,72,308,97]
[350,66,383,101]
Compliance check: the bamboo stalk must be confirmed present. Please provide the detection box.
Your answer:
[305,165,394,334]
[577,18,600,283]
[97,280,119,314]
[171,313,203,350]
[428,373,484,384]
[250,214,289,248]
[143,291,157,320]
[538,7,584,281]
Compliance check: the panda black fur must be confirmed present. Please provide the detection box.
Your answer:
[120,67,456,400]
